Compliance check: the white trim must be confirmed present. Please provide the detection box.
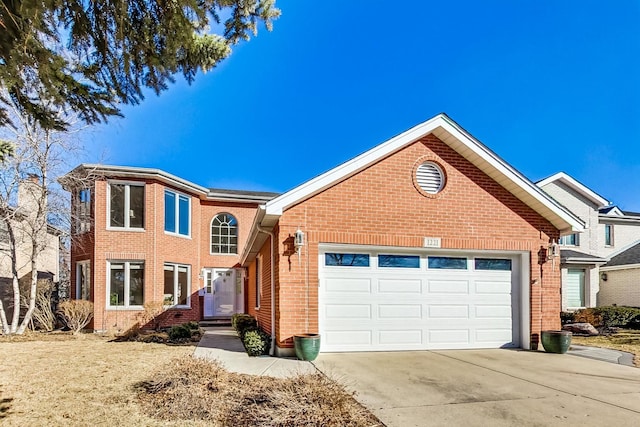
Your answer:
[76,260,91,300]
[163,189,191,238]
[537,172,609,208]
[264,114,584,233]
[163,263,191,308]
[106,180,145,231]
[601,263,640,272]
[106,260,145,309]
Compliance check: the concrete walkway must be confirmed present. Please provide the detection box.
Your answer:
[193,327,317,378]
[568,344,635,366]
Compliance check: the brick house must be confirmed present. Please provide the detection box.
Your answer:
[61,165,276,332]
[63,114,584,354]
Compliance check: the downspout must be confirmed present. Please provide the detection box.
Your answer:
[256,225,276,356]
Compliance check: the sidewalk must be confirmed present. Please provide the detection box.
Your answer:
[193,327,318,378]
[568,344,635,366]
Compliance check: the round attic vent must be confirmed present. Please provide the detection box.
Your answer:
[416,162,445,194]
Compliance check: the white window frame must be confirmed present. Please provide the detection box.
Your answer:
[163,263,191,308]
[106,261,145,309]
[210,213,238,255]
[76,260,91,300]
[107,181,145,231]
[559,233,579,247]
[604,224,614,247]
[76,188,91,234]
[164,189,191,238]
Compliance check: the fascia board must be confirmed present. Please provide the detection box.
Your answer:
[537,172,609,208]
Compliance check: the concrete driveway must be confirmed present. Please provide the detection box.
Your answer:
[313,349,640,426]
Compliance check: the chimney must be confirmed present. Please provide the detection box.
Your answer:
[18,174,45,216]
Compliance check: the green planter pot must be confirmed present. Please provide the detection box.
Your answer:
[541,330,572,354]
[293,333,321,361]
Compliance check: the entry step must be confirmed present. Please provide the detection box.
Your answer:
[200,319,232,327]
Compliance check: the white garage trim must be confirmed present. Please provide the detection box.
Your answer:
[318,244,530,352]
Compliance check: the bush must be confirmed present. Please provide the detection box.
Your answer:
[242,329,270,356]
[186,321,200,330]
[58,300,94,335]
[168,324,192,341]
[560,311,575,325]
[573,306,640,329]
[231,314,257,338]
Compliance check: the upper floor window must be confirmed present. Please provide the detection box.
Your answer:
[559,233,579,246]
[75,188,91,234]
[164,190,190,237]
[604,224,614,247]
[109,182,144,229]
[211,213,238,254]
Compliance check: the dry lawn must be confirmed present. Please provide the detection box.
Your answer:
[571,329,640,367]
[0,333,380,426]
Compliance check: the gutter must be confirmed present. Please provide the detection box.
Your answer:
[256,224,276,357]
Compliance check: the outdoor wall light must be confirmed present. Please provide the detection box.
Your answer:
[547,240,559,260]
[601,272,608,281]
[294,228,305,253]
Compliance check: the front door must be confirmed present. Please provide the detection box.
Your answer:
[566,269,586,308]
[203,268,237,318]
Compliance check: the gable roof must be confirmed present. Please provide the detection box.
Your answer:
[603,241,640,268]
[536,172,609,208]
[241,114,585,264]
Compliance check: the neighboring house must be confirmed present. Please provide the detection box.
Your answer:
[537,172,640,310]
[63,114,586,354]
[60,165,277,332]
[599,241,640,307]
[0,176,62,321]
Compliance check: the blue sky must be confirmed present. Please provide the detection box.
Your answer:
[81,1,640,211]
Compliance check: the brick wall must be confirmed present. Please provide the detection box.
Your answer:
[71,177,260,332]
[598,267,640,306]
[250,134,562,349]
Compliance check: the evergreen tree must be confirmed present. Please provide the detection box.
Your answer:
[0,0,279,130]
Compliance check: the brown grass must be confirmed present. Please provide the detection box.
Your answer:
[571,329,640,367]
[136,356,380,426]
[0,333,381,426]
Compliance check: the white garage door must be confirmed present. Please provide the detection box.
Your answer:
[319,247,521,352]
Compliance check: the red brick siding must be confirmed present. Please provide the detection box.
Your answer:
[253,134,561,348]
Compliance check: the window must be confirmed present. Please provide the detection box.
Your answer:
[325,253,370,267]
[76,188,91,233]
[255,256,261,308]
[164,190,190,236]
[76,261,91,300]
[605,224,614,247]
[378,254,420,268]
[428,256,467,269]
[416,162,445,194]
[108,261,144,307]
[475,258,512,271]
[109,183,144,229]
[163,263,190,307]
[559,233,579,246]
[211,213,238,254]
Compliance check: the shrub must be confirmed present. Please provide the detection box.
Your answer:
[186,321,200,330]
[168,324,192,341]
[573,306,640,329]
[231,314,257,338]
[242,329,270,356]
[560,311,574,325]
[138,301,165,330]
[58,300,94,335]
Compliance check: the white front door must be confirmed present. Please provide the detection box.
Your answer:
[203,268,237,317]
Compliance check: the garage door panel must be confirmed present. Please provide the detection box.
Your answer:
[428,305,469,318]
[378,304,422,319]
[378,278,422,293]
[325,278,371,293]
[428,280,470,293]
[325,304,372,319]
[378,330,422,345]
[319,249,520,352]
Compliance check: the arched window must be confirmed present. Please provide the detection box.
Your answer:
[211,213,238,254]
